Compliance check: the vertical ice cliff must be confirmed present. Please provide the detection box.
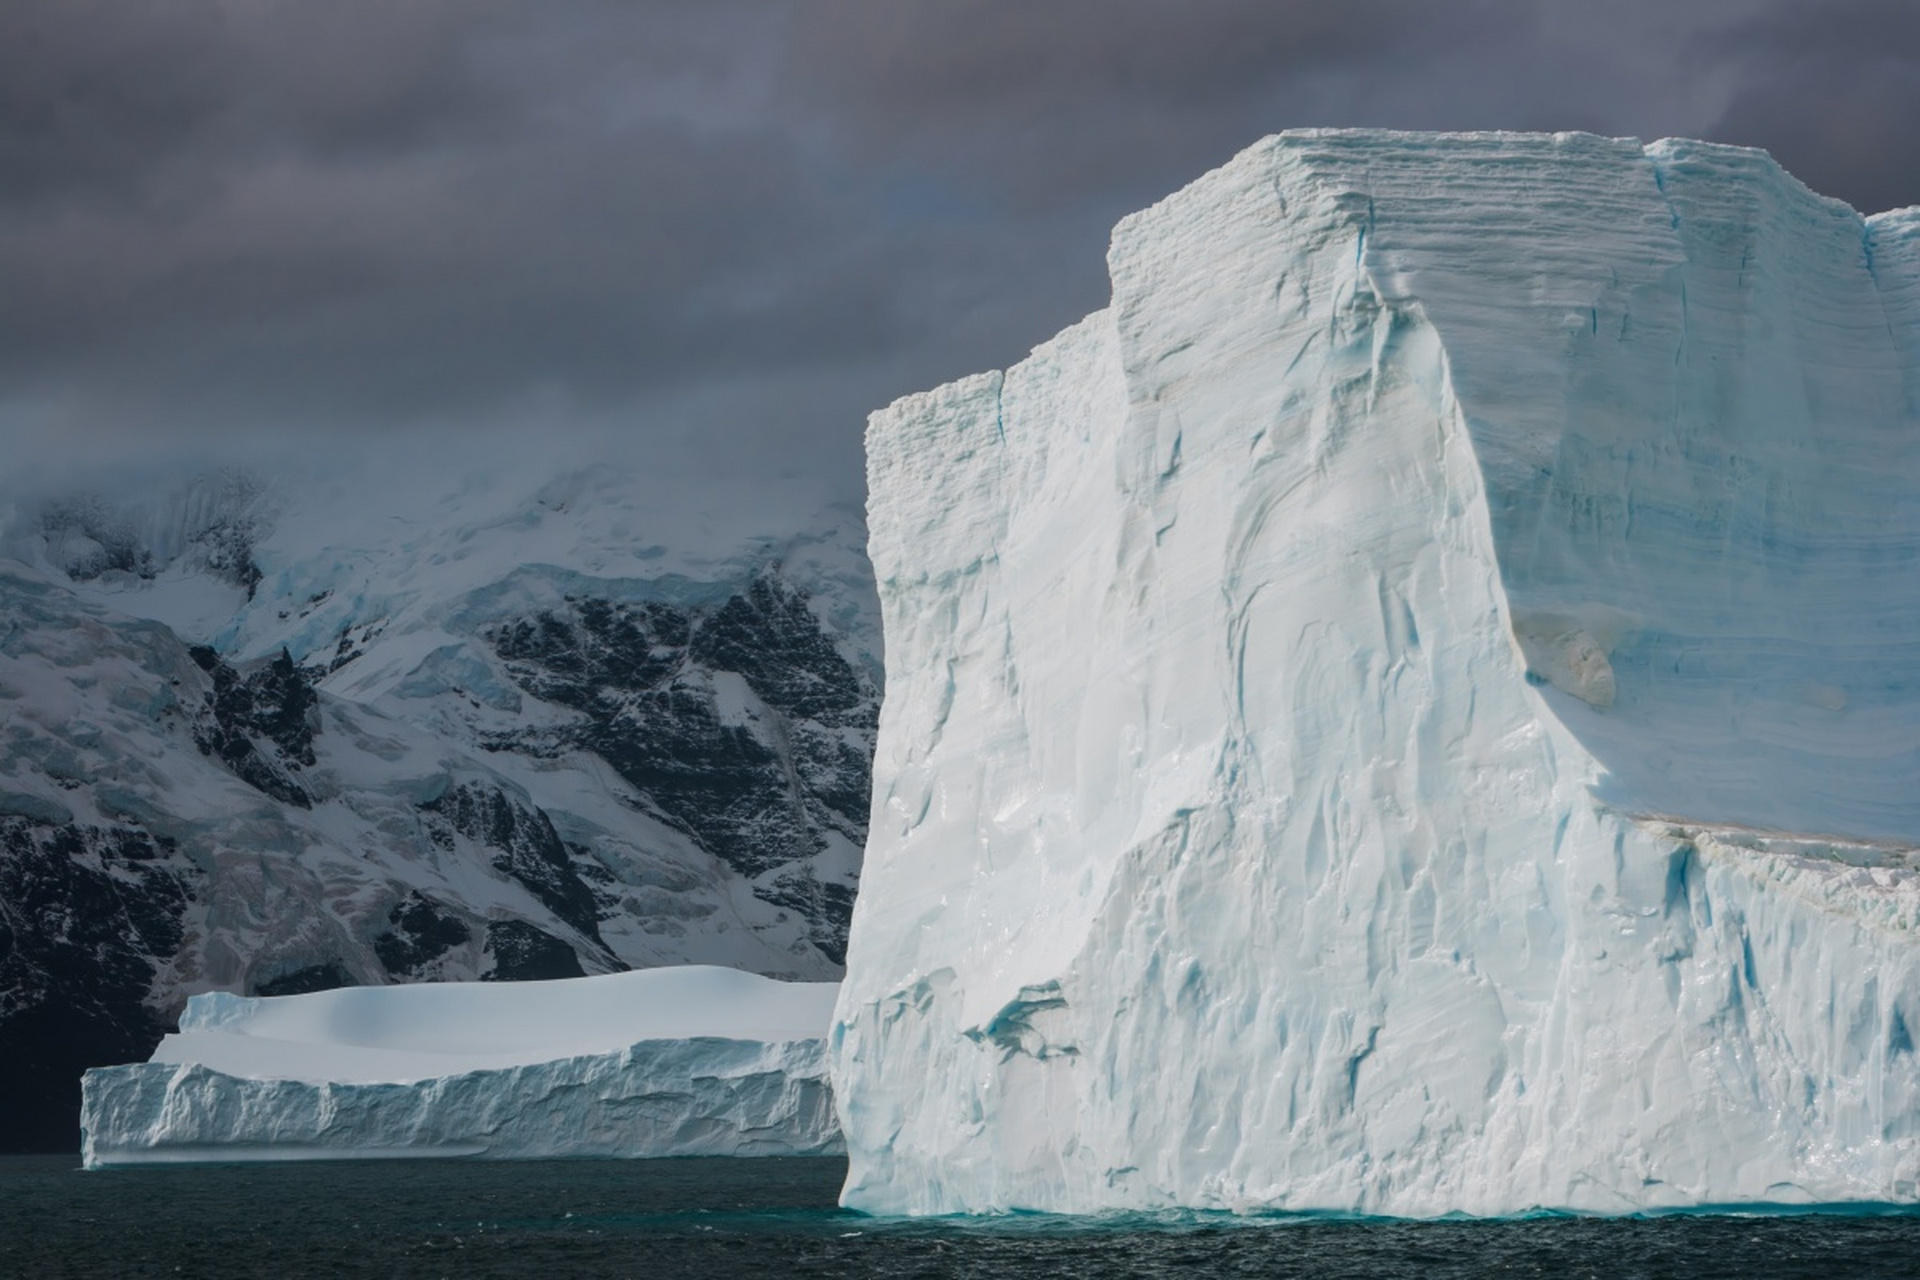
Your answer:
[834,131,1920,1215]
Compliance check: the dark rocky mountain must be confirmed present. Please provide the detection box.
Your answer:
[0,818,195,1152]
[484,573,874,963]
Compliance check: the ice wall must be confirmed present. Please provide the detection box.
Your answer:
[835,131,1920,1215]
[84,967,841,1166]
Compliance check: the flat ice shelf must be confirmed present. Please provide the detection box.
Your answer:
[82,966,842,1167]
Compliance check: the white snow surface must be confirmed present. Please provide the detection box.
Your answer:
[835,131,1920,1216]
[83,967,841,1166]
[155,965,838,1083]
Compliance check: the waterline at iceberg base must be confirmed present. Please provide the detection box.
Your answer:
[832,130,1920,1217]
[81,967,841,1167]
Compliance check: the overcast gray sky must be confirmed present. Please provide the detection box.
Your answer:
[3,0,1915,501]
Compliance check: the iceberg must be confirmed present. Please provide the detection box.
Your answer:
[833,131,1920,1215]
[82,966,841,1166]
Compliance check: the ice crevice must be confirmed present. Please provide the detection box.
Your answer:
[835,130,1920,1216]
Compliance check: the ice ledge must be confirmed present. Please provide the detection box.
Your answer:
[1640,818,1920,935]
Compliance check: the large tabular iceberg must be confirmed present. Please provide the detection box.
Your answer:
[82,966,840,1166]
[833,131,1920,1215]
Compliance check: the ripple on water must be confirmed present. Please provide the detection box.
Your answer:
[4,1155,1918,1279]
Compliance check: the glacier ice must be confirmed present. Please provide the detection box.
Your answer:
[833,131,1920,1216]
[82,966,841,1166]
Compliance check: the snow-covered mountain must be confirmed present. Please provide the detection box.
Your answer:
[836,131,1920,1215]
[0,461,878,1150]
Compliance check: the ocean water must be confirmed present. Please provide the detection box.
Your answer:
[4,1154,1919,1279]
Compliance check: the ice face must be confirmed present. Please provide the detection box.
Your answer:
[81,966,842,1166]
[833,131,1920,1216]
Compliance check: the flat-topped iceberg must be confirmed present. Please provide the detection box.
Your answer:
[82,966,841,1166]
[834,131,1920,1216]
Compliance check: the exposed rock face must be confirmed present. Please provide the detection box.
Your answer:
[38,469,268,595]
[188,646,318,809]
[485,573,875,964]
[372,893,472,980]
[421,782,605,949]
[0,818,197,1152]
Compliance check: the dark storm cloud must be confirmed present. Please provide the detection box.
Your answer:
[0,2,1912,497]
[786,0,1532,211]
[1700,0,1920,214]
[0,0,513,208]
[0,1,895,469]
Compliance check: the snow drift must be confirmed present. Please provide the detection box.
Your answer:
[833,131,1920,1215]
[82,966,841,1166]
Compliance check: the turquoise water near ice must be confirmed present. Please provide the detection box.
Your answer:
[5,1154,1919,1278]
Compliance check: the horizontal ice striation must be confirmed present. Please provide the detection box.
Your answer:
[83,967,841,1166]
[835,131,1920,1215]
[80,1042,837,1167]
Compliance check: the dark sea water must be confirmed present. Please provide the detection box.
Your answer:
[4,1154,1919,1280]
